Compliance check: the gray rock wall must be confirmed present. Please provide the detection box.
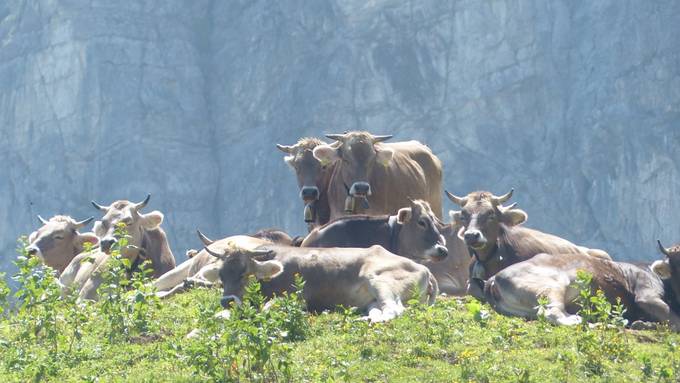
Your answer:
[1,0,679,275]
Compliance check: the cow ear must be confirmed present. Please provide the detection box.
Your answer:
[375,147,394,166]
[78,232,100,248]
[449,210,463,226]
[500,208,527,226]
[251,259,283,280]
[397,208,413,224]
[313,144,340,166]
[141,211,164,229]
[283,155,295,169]
[651,260,672,279]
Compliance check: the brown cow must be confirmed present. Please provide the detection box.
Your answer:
[154,228,296,299]
[446,189,609,300]
[312,131,443,220]
[301,199,470,295]
[277,138,335,230]
[26,215,98,273]
[91,194,176,278]
[205,236,438,322]
[483,241,680,329]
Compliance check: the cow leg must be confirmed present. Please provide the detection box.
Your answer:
[153,258,193,292]
[362,278,407,322]
[634,295,680,330]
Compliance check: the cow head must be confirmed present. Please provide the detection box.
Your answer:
[652,240,680,301]
[446,189,527,259]
[26,215,97,272]
[203,236,282,308]
[277,138,333,222]
[396,199,448,261]
[313,131,394,199]
[91,194,163,257]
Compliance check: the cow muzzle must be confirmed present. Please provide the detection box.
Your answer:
[100,237,117,253]
[220,295,242,308]
[426,244,449,261]
[463,230,487,249]
[300,186,319,202]
[349,182,371,197]
[26,245,43,259]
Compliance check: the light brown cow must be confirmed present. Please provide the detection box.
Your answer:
[26,215,98,273]
[446,189,610,300]
[312,131,443,220]
[276,138,335,231]
[154,229,296,299]
[91,194,175,278]
[206,236,438,322]
[483,241,680,329]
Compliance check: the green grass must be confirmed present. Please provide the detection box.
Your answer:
[2,285,679,383]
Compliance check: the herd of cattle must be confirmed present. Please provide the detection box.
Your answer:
[23,131,680,329]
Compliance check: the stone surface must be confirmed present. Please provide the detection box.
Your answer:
[1,0,679,275]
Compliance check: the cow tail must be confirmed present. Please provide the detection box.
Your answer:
[427,272,439,305]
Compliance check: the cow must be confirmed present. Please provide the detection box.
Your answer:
[276,138,335,231]
[25,215,98,273]
[91,194,176,278]
[312,131,443,221]
[205,236,438,322]
[300,199,470,295]
[154,228,297,299]
[446,189,610,300]
[482,240,680,330]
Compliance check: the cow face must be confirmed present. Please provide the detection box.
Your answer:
[26,215,97,272]
[446,189,527,256]
[313,131,394,198]
[91,194,163,256]
[652,240,680,300]
[396,200,448,261]
[204,241,282,308]
[277,138,329,204]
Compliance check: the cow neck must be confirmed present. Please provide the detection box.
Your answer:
[663,277,680,316]
[470,241,499,265]
[387,215,401,254]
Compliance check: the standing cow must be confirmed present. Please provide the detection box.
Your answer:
[25,215,98,273]
[301,199,469,295]
[312,131,443,220]
[276,138,335,231]
[91,194,176,278]
[482,241,680,330]
[446,189,609,300]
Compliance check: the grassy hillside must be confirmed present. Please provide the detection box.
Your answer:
[1,247,679,382]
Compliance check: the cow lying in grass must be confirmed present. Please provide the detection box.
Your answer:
[153,229,295,299]
[483,240,680,330]
[205,236,438,323]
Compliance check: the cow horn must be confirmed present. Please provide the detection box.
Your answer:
[91,200,109,212]
[134,194,151,211]
[75,217,94,229]
[251,248,274,257]
[196,230,214,246]
[37,215,49,225]
[658,240,671,257]
[445,190,468,207]
[204,246,226,260]
[492,189,514,205]
[325,133,346,142]
[372,134,393,143]
[276,144,295,154]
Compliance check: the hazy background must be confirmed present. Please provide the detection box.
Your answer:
[1,0,679,274]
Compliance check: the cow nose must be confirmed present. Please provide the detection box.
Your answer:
[350,182,371,196]
[300,186,319,201]
[100,238,117,252]
[220,295,239,308]
[436,245,448,259]
[26,246,39,256]
[464,231,481,244]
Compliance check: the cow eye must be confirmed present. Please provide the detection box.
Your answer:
[418,220,427,229]
[53,235,64,240]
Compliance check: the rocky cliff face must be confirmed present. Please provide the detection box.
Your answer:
[1,0,679,274]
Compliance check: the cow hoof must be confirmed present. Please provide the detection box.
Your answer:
[630,320,657,331]
[556,315,582,326]
[183,279,195,288]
